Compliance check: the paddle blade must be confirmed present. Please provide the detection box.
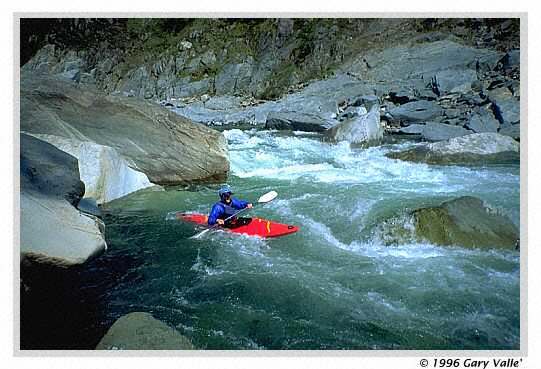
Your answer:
[258,191,277,203]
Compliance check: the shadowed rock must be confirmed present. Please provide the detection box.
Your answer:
[21,133,106,266]
[96,312,194,350]
[265,111,330,132]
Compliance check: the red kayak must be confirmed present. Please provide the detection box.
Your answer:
[177,212,299,238]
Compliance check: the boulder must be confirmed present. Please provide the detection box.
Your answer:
[386,132,519,165]
[388,100,443,123]
[350,95,380,110]
[26,134,153,204]
[499,123,520,140]
[21,133,84,207]
[20,75,229,189]
[420,122,471,141]
[498,49,520,71]
[398,124,425,135]
[326,104,383,144]
[412,196,519,249]
[265,111,330,132]
[465,110,500,133]
[432,69,478,96]
[488,87,520,125]
[20,134,106,266]
[96,312,194,350]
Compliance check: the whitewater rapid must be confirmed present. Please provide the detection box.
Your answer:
[93,128,520,349]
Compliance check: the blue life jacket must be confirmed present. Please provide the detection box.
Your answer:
[208,197,249,225]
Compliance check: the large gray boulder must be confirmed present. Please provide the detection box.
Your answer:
[96,312,194,350]
[413,196,519,250]
[265,111,330,132]
[325,104,383,144]
[20,133,106,266]
[21,75,229,189]
[388,100,443,123]
[386,132,519,164]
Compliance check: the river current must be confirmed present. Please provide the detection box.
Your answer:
[87,129,519,350]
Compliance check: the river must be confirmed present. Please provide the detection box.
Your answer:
[80,129,520,350]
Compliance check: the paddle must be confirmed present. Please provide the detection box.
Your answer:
[189,190,278,239]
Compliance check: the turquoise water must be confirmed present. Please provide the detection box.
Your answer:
[98,129,520,349]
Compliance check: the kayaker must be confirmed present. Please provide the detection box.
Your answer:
[208,185,253,226]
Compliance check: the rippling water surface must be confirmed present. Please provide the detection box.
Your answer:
[90,129,519,349]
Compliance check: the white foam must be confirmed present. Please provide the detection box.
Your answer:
[225,130,454,187]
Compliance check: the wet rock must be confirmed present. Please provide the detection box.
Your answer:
[326,104,383,144]
[386,132,519,164]
[21,133,106,266]
[265,111,330,132]
[413,196,519,249]
[96,312,194,350]
[388,100,443,123]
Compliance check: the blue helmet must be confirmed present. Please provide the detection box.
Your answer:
[218,185,233,200]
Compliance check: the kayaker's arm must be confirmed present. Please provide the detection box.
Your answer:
[231,197,251,209]
[208,203,224,225]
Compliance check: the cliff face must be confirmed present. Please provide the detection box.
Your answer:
[21,18,520,101]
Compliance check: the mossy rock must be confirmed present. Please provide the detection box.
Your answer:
[412,196,518,249]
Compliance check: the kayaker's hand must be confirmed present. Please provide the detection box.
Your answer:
[247,203,253,208]
[217,219,225,225]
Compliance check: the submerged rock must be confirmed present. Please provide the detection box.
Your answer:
[21,75,229,198]
[412,196,519,249]
[96,312,194,350]
[21,134,106,266]
[386,132,519,164]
